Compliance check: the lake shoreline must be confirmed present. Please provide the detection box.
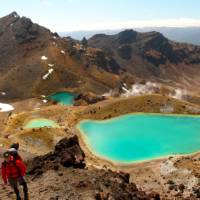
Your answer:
[77,113,200,164]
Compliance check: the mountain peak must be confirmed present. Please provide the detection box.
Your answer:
[148,31,166,39]
[10,11,20,18]
[118,29,137,35]
[0,12,52,44]
[2,11,20,21]
[0,11,20,26]
[117,29,137,44]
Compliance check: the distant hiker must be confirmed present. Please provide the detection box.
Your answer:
[1,151,29,200]
[8,143,22,161]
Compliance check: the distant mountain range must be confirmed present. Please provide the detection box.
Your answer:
[61,27,200,45]
[1,12,200,101]
[88,29,200,93]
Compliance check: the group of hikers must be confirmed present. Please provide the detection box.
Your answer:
[1,143,28,200]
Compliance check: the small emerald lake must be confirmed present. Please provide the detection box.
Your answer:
[24,118,58,129]
[48,92,76,105]
[77,114,200,163]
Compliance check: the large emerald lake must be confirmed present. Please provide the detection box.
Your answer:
[77,114,200,163]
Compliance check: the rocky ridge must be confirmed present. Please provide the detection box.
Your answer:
[88,29,200,93]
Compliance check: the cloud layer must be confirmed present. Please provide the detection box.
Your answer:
[63,18,200,31]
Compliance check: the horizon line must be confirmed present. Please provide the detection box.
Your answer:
[53,18,200,32]
[59,26,200,33]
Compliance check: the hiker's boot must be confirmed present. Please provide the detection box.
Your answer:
[13,187,21,200]
[23,186,29,200]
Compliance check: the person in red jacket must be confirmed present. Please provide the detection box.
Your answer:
[1,151,28,200]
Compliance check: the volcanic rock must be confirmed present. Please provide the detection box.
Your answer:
[28,136,85,176]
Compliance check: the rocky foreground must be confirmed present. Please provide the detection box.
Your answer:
[26,136,160,200]
[26,136,200,200]
[0,136,160,200]
[1,135,200,200]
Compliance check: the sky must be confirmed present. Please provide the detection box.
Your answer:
[1,0,200,32]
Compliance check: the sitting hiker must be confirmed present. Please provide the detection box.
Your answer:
[1,151,28,200]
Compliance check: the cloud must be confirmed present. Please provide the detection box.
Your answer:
[61,18,200,31]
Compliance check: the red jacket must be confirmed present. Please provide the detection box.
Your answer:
[9,151,22,161]
[1,156,26,184]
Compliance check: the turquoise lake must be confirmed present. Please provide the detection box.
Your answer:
[24,119,58,129]
[78,114,200,163]
[48,92,76,105]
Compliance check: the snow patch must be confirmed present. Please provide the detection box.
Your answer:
[48,64,54,67]
[42,68,54,80]
[0,103,14,112]
[1,92,6,96]
[49,68,54,73]
[60,50,65,54]
[42,99,48,103]
[41,56,48,60]
[13,13,19,18]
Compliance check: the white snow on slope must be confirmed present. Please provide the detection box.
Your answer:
[42,68,54,80]
[48,64,54,67]
[0,103,14,112]
[41,56,48,60]
[13,13,19,18]
[42,99,48,103]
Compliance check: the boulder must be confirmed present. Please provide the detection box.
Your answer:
[28,136,85,176]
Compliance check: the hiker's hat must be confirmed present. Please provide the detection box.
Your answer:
[8,148,17,153]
